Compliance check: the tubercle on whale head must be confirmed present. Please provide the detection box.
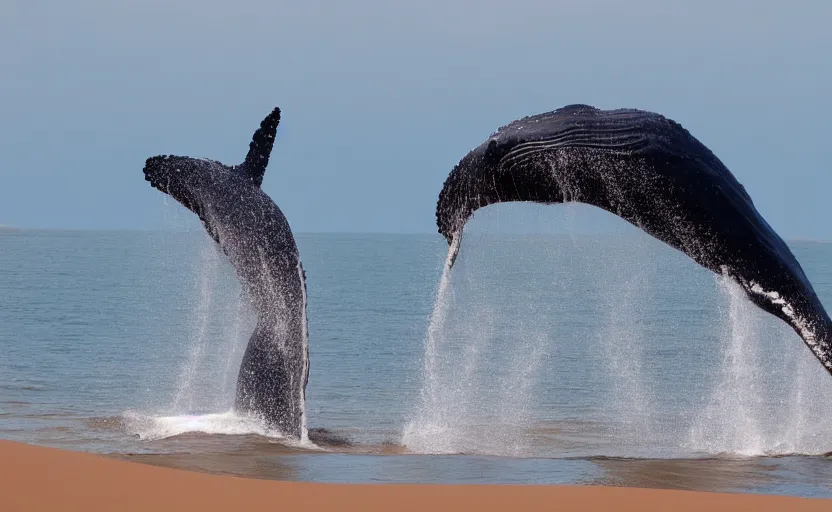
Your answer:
[142,154,208,223]
[143,155,196,190]
[143,155,171,188]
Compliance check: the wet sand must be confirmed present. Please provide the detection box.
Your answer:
[2,440,830,511]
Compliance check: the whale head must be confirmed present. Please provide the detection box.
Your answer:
[143,155,221,215]
[436,134,529,246]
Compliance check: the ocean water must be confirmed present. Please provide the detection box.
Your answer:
[2,211,832,496]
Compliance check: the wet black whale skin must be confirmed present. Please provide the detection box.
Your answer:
[437,104,832,375]
[143,108,309,439]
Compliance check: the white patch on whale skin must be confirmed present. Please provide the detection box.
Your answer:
[742,279,832,370]
[747,281,816,346]
[716,266,830,368]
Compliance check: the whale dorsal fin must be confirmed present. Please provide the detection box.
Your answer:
[239,107,281,187]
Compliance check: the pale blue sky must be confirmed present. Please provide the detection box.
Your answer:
[1,1,829,237]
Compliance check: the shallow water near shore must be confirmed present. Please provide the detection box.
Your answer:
[3,209,832,496]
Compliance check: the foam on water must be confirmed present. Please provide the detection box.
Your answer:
[164,233,252,414]
[401,240,460,453]
[130,230,258,445]
[403,233,552,456]
[171,240,220,411]
[781,347,832,455]
[404,209,832,459]
[689,275,765,455]
[154,207,832,458]
[595,239,655,446]
[688,274,832,456]
[123,410,280,441]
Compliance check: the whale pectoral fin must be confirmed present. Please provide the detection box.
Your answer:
[239,107,281,187]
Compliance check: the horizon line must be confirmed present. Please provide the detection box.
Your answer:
[2,226,830,243]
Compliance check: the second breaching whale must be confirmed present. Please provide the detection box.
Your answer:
[436,104,832,376]
[143,107,309,440]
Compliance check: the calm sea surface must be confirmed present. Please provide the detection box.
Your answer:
[2,223,832,496]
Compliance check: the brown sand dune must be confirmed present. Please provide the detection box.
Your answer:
[2,440,830,511]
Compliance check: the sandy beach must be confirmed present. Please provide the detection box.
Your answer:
[1,440,830,511]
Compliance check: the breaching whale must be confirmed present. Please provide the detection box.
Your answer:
[143,107,309,439]
[436,104,832,375]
